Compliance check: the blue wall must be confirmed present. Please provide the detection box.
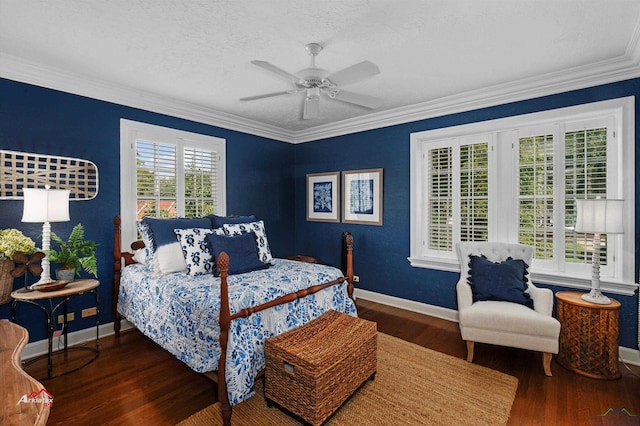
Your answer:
[0,78,295,341]
[294,78,640,349]
[1,75,639,351]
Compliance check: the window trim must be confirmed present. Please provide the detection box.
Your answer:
[409,97,636,296]
[119,119,227,248]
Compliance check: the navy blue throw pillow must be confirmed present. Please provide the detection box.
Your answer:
[206,231,269,276]
[207,214,257,229]
[468,255,534,309]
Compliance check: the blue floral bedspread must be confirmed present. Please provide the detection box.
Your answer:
[118,258,357,405]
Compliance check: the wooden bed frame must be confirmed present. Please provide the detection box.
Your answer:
[111,216,354,425]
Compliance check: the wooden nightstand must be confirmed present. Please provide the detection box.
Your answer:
[555,291,621,380]
[11,278,100,379]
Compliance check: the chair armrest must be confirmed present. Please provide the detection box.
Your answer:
[528,285,554,316]
[456,278,474,310]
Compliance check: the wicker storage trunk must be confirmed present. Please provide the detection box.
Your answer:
[265,310,377,426]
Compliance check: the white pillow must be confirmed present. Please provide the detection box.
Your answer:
[132,248,147,265]
[222,220,273,264]
[174,227,225,276]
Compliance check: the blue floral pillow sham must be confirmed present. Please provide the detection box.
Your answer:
[174,227,225,276]
[223,220,273,264]
[207,214,257,229]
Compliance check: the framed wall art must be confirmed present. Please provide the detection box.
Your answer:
[342,168,383,225]
[306,171,340,222]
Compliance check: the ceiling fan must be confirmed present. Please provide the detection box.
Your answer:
[240,43,382,120]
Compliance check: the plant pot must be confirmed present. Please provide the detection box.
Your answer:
[55,268,76,282]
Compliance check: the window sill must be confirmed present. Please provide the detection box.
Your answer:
[407,257,638,296]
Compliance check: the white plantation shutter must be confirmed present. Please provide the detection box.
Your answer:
[425,140,489,253]
[183,146,217,217]
[427,146,453,250]
[518,133,554,260]
[564,127,609,265]
[410,98,634,293]
[136,141,220,220]
[460,142,489,242]
[136,140,177,218]
[121,119,226,246]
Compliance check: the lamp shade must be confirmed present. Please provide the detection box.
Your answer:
[574,199,624,234]
[21,187,70,223]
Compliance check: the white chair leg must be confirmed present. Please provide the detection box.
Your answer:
[543,352,552,377]
[466,341,474,362]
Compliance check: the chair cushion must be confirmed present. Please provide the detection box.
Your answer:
[459,300,560,338]
[468,255,534,309]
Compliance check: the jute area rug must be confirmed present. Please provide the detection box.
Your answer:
[178,333,518,426]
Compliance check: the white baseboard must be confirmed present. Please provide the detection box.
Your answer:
[354,288,459,322]
[354,288,640,367]
[619,346,640,367]
[21,320,134,360]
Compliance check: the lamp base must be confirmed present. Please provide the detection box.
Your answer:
[32,276,56,286]
[581,289,611,305]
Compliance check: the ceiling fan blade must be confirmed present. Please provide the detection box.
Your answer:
[240,90,298,101]
[326,61,380,86]
[251,60,300,84]
[303,96,320,120]
[330,90,382,109]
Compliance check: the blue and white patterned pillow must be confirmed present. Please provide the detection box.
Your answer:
[138,217,212,275]
[222,220,273,264]
[174,227,225,276]
[137,220,154,262]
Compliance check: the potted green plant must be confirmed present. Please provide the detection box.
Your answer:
[48,223,98,280]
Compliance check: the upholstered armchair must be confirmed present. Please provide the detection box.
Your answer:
[456,242,561,376]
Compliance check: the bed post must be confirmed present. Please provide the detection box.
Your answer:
[217,252,232,426]
[113,216,123,336]
[344,232,354,300]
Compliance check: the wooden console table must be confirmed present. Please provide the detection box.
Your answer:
[0,319,50,425]
[555,291,621,380]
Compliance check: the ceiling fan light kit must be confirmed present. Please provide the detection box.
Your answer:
[241,43,382,119]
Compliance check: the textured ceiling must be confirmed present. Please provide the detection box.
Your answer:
[1,1,640,141]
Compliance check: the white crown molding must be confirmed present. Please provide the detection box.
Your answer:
[1,48,640,144]
[293,54,640,143]
[626,15,640,64]
[0,53,291,142]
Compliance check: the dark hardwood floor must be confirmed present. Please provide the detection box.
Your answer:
[23,299,640,425]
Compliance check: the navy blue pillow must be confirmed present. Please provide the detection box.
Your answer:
[207,214,257,229]
[140,217,211,251]
[468,255,534,309]
[206,231,269,276]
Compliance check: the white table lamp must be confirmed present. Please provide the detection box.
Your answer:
[22,185,70,284]
[574,198,624,305]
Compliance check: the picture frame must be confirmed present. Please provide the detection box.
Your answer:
[342,168,383,225]
[306,171,340,222]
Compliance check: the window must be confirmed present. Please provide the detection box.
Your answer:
[409,97,635,295]
[120,119,226,245]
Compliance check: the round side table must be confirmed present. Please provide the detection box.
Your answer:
[555,291,621,380]
[11,278,100,380]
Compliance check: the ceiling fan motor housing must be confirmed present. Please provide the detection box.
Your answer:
[296,67,329,88]
[242,41,381,118]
